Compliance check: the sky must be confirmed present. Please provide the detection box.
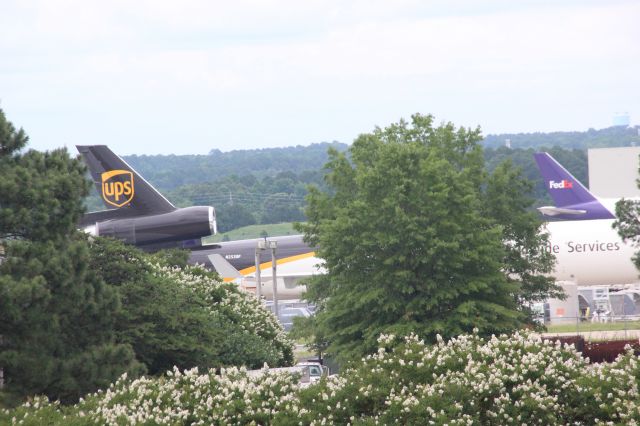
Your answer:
[0,0,638,155]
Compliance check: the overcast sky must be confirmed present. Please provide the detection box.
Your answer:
[1,0,638,155]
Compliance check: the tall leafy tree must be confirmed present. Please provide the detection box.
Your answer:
[0,109,143,404]
[484,160,562,320]
[614,160,640,268]
[297,114,557,362]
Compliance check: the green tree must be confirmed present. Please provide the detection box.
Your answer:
[88,237,292,373]
[614,160,640,268]
[297,114,556,362]
[260,193,305,224]
[0,109,143,404]
[87,238,224,374]
[615,200,640,269]
[216,203,257,232]
[484,160,562,320]
[0,116,87,242]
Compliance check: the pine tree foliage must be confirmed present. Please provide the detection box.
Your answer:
[0,112,88,241]
[297,114,558,362]
[0,109,143,404]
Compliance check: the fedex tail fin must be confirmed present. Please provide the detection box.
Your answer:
[533,152,614,220]
[77,145,176,216]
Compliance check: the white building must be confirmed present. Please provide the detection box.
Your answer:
[588,146,640,198]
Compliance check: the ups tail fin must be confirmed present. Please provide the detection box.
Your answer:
[77,145,175,215]
[533,152,614,220]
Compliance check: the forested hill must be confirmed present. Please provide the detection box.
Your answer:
[124,141,348,190]
[82,126,637,232]
[482,125,640,150]
[121,126,639,187]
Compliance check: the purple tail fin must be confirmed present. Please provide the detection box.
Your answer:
[533,152,614,220]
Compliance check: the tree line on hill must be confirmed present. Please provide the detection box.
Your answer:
[482,124,640,150]
[86,145,593,232]
[125,141,349,190]
[83,125,634,231]
[118,125,634,188]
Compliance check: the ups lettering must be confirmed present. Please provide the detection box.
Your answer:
[103,181,133,201]
[101,170,135,208]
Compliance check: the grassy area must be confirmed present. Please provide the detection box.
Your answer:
[204,222,300,243]
[546,320,640,333]
[293,337,318,362]
[294,345,316,362]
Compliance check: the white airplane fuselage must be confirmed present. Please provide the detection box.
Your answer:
[233,215,639,299]
[236,217,640,299]
[545,219,638,286]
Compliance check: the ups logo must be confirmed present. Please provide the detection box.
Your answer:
[101,170,134,208]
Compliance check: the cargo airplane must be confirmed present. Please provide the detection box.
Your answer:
[77,145,320,298]
[77,145,217,250]
[534,152,639,286]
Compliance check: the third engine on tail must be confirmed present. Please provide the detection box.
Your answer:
[87,206,216,249]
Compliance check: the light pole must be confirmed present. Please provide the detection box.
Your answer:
[269,240,278,318]
[255,240,267,299]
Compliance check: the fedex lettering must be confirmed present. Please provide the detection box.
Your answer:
[540,241,620,255]
[101,170,135,208]
[549,180,573,189]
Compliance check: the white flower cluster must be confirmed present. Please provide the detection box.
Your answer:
[83,366,300,425]
[152,263,293,363]
[4,331,640,425]
[301,331,640,425]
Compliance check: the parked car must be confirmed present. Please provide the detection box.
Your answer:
[295,362,329,383]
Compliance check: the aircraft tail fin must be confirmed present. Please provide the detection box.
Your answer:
[77,145,176,216]
[533,152,614,220]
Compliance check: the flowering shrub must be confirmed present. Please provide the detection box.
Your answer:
[4,332,640,425]
[152,263,294,367]
[85,236,293,372]
[286,332,640,425]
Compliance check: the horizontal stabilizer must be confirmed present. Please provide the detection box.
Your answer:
[537,206,587,216]
[207,254,242,280]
